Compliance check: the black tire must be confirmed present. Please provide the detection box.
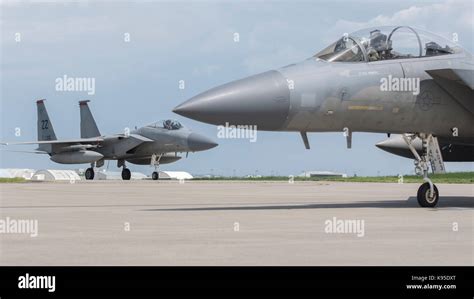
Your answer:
[417,182,439,207]
[152,171,159,180]
[85,168,94,180]
[122,168,131,180]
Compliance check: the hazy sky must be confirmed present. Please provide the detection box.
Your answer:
[1,0,473,176]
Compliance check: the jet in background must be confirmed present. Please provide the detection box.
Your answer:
[174,26,474,207]
[3,100,217,180]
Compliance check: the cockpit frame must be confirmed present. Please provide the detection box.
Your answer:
[314,26,460,63]
[146,119,184,130]
[386,26,422,58]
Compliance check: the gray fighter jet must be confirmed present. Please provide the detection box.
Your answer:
[3,100,217,180]
[174,26,473,207]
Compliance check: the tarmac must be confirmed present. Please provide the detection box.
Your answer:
[0,180,472,265]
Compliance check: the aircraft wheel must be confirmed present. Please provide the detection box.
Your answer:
[417,182,439,207]
[152,171,159,181]
[122,168,131,180]
[85,168,94,180]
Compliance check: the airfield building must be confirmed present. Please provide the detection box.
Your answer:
[31,169,81,181]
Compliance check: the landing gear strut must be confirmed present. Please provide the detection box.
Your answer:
[402,133,444,207]
[151,154,162,181]
[118,160,131,180]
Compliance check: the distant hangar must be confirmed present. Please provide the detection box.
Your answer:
[31,169,81,181]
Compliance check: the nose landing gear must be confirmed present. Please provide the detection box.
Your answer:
[402,133,445,207]
[417,182,439,207]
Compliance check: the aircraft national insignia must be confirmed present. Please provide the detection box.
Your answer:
[416,91,435,111]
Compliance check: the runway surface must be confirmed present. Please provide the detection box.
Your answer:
[0,181,472,265]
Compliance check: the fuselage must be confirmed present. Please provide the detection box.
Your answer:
[91,126,216,161]
[174,26,474,142]
[279,52,474,138]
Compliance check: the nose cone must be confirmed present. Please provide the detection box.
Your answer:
[187,132,218,152]
[173,70,290,130]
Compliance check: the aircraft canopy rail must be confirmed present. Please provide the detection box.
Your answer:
[314,26,462,63]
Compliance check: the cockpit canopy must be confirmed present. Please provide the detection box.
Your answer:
[147,119,183,130]
[314,26,462,62]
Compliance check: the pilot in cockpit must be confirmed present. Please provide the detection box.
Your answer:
[366,29,391,61]
[163,119,173,130]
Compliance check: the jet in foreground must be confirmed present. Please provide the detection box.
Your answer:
[3,100,217,180]
[174,26,473,207]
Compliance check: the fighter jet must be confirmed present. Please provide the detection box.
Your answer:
[3,100,217,180]
[174,26,474,207]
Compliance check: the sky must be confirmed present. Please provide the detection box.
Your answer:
[1,0,473,176]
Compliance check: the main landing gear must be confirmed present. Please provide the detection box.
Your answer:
[118,160,131,180]
[85,167,95,180]
[122,168,131,180]
[402,133,445,207]
[85,159,105,180]
[151,153,162,181]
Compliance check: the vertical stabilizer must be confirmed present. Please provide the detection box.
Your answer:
[36,99,57,152]
[79,100,101,138]
[37,99,57,141]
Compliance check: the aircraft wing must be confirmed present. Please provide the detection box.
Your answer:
[1,137,104,146]
[426,68,474,114]
[102,133,153,142]
[426,68,474,90]
[128,134,154,142]
[2,134,153,155]
[0,149,49,154]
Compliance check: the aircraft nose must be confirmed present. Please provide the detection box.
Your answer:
[187,132,218,151]
[173,70,290,130]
